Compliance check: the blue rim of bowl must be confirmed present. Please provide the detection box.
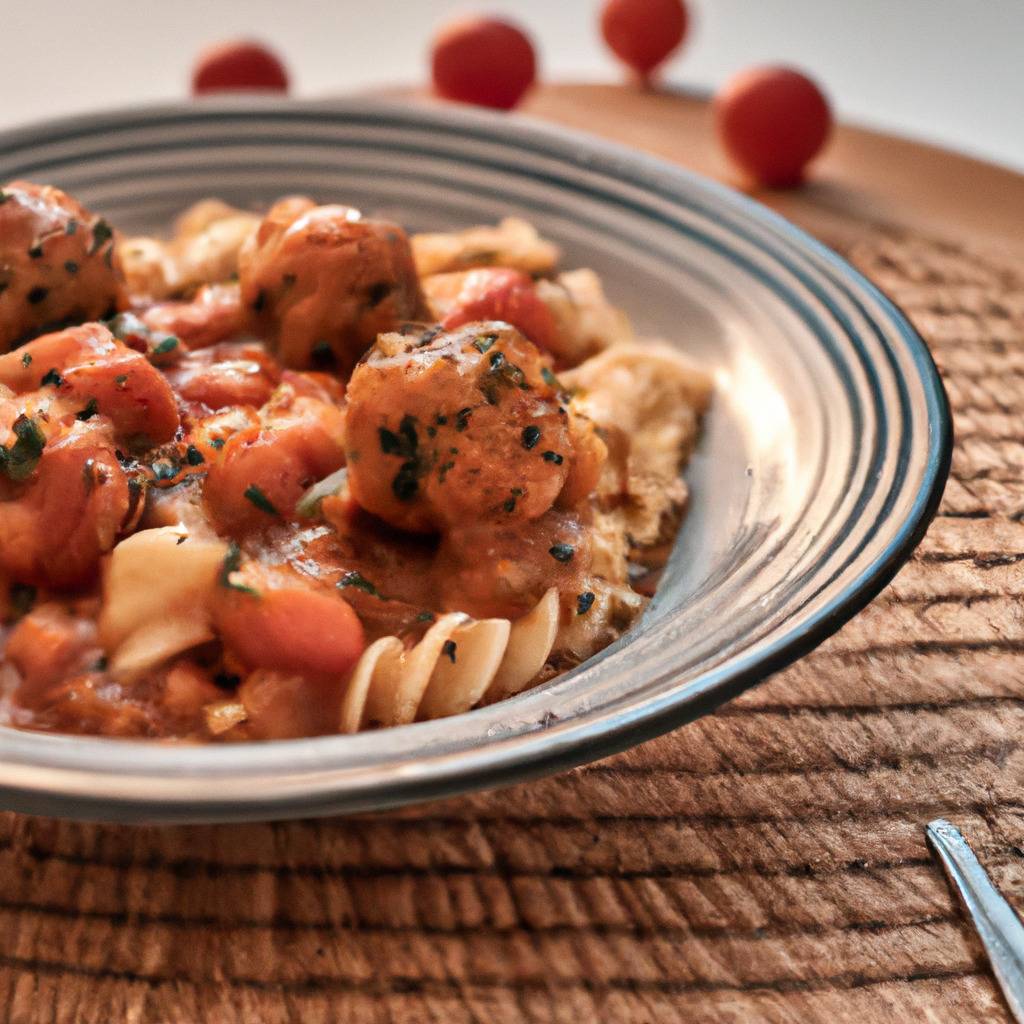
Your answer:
[0,98,952,820]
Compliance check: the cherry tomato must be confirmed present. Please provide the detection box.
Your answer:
[715,66,832,188]
[431,17,537,110]
[440,268,559,353]
[192,41,289,95]
[215,586,365,677]
[600,0,688,80]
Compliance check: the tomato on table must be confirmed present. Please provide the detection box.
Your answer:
[192,41,289,95]
[600,0,689,81]
[715,66,833,188]
[431,17,537,110]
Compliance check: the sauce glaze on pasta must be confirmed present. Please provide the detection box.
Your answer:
[0,182,710,740]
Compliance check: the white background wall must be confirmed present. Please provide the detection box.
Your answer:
[3,0,1021,170]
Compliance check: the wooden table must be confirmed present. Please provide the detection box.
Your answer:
[4,84,1024,1023]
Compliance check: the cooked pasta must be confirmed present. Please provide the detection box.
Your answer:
[0,180,710,742]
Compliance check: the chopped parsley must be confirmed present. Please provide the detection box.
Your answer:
[210,438,226,450]
[76,398,99,421]
[64,260,79,275]
[106,312,148,343]
[151,335,180,357]
[0,415,46,482]
[243,483,280,517]
[338,571,380,597]
[416,611,435,623]
[442,639,457,663]
[522,425,541,449]
[542,451,564,465]
[503,496,517,513]
[577,591,596,615]
[379,415,428,503]
[185,445,205,466]
[541,366,563,390]
[473,333,498,354]
[89,218,113,254]
[549,543,575,564]
[28,243,43,260]
[218,542,259,597]
[65,218,77,235]
[114,374,128,389]
[20,352,31,368]
[480,351,529,405]
[26,286,49,305]
[454,407,472,432]
[40,368,63,388]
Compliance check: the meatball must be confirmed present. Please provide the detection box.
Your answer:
[0,181,125,351]
[238,197,428,374]
[0,421,132,589]
[344,321,605,534]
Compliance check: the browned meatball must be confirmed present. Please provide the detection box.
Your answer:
[0,181,126,351]
[237,197,428,374]
[344,321,605,534]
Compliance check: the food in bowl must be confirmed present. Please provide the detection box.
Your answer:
[0,181,710,740]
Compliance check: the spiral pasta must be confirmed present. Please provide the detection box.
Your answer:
[339,588,561,732]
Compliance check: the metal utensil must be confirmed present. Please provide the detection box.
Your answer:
[927,818,1024,1022]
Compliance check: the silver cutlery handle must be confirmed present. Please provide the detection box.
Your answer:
[927,819,1024,1022]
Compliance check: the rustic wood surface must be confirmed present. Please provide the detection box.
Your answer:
[4,84,1024,1023]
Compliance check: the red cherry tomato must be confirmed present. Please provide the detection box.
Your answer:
[715,66,832,188]
[192,41,290,95]
[440,268,559,353]
[600,0,688,80]
[431,17,537,110]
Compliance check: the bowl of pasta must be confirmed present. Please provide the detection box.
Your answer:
[0,99,950,821]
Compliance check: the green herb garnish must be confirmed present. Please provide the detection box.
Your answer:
[185,445,205,466]
[549,543,575,564]
[522,425,541,450]
[151,336,179,356]
[26,286,49,305]
[40,367,63,388]
[0,415,46,482]
[90,218,113,254]
[542,451,564,465]
[243,483,280,516]
[76,398,99,421]
[20,352,31,368]
[577,591,596,615]
[442,640,457,663]
[473,333,498,354]
[338,571,381,597]
[64,260,79,275]
[218,542,259,597]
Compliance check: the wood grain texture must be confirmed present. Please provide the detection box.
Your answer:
[4,84,1024,1023]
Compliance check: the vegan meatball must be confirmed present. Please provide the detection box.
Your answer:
[0,181,125,351]
[237,197,428,374]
